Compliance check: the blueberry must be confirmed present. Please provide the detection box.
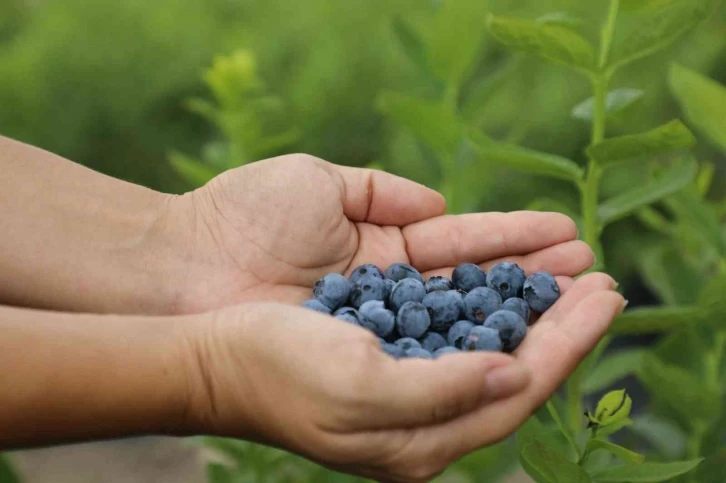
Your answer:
[419,332,447,352]
[484,310,527,352]
[425,276,454,293]
[447,320,475,349]
[523,271,561,313]
[381,342,405,359]
[394,337,422,351]
[396,301,431,338]
[385,263,424,283]
[501,297,531,325]
[462,326,502,352]
[389,278,426,313]
[463,287,502,324]
[349,264,385,284]
[302,298,332,314]
[486,262,526,300]
[404,348,434,359]
[452,263,487,292]
[421,290,462,332]
[433,346,461,358]
[333,307,361,325]
[349,275,387,308]
[313,273,352,310]
[384,279,396,305]
[359,300,396,338]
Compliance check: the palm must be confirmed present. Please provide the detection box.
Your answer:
[182,154,594,312]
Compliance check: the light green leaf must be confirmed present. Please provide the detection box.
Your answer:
[517,416,573,482]
[597,156,698,224]
[597,418,634,438]
[665,190,726,256]
[695,161,716,196]
[377,92,462,160]
[589,459,703,482]
[428,0,489,86]
[521,441,591,483]
[628,414,687,458]
[621,0,679,12]
[695,447,726,483]
[169,151,220,187]
[0,455,19,483]
[594,390,632,428]
[698,274,726,323]
[584,349,646,394]
[669,63,726,154]
[571,89,644,122]
[609,305,707,335]
[392,16,433,79]
[584,439,645,465]
[536,12,583,27]
[468,136,583,182]
[487,15,596,73]
[206,463,239,483]
[610,0,713,71]
[637,243,704,306]
[586,120,695,164]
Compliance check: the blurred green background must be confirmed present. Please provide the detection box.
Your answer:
[2,0,725,481]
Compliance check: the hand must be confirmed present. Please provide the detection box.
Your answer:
[166,154,595,313]
[182,276,624,483]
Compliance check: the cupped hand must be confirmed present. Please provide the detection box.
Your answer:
[168,154,594,313]
[182,274,624,483]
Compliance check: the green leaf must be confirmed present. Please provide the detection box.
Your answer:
[637,243,704,306]
[589,459,703,482]
[628,414,687,459]
[665,190,726,256]
[609,305,707,335]
[594,389,632,428]
[518,415,572,458]
[621,0,679,12]
[597,156,698,224]
[584,439,645,465]
[669,63,726,154]
[571,89,644,122]
[521,441,591,483]
[536,12,583,28]
[597,418,634,438]
[586,120,695,164]
[695,447,726,483]
[377,91,462,160]
[609,0,713,71]
[698,273,726,323]
[391,16,433,79]
[468,136,583,182]
[0,455,19,483]
[487,15,596,73]
[169,151,221,187]
[206,463,239,483]
[584,349,646,394]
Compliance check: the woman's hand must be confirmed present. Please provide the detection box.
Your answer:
[181,275,624,483]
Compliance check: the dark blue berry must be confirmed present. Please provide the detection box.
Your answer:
[394,337,422,351]
[447,320,475,349]
[396,301,431,339]
[452,263,487,292]
[359,300,396,338]
[333,306,361,325]
[463,287,502,324]
[385,263,424,283]
[349,275,387,308]
[425,276,454,293]
[384,279,396,305]
[404,348,434,359]
[349,264,385,284]
[523,271,560,313]
[381,342,405,359]
[313,273,352,310]
[419,332,447,352]
[484,310,527,352]
[389,278,426,313]
[421,290,462,332]
[433,346,461,358]
[486,262,526,300]
[462,326,502,351]
[501,297,531,324]
[302,298,332,314]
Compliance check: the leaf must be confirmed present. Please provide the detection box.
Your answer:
[628,414,688,459]
[521,441,591,483]
[206,463,239,483]
[377,91,462,159]
[597,418,634,438]
[597,156,698,224]
[589,459,704,482]
[637,243,704,306]
[665,190,726,257]
[594,390,632,428]
[584,349,646,394]
[517,415,572,458]
[536,12,583,28]
[0,455,19,483]
[669,63,726,154]
[698,273,726,322]
[610,0,713,71]
[169,151,220,186]
[391,16,433,79]
[621,0,679,12]
[609,305,707,335]
[468,136,583,182]
[586,120,695,164]
[571,89,644,122]
[695,447,726,483]
[487,15,596,73]
[584,439,645,465]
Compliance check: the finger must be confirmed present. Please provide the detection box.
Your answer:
[403,212,578,271]
[537,272,617,324]
[331,164,446,226]
[419,240,594,280]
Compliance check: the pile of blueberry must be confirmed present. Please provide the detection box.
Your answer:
[302,262,560,359]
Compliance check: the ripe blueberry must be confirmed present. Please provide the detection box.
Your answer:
[484,310,527,352]
[421,290,462,332]
[523,271,560,313]
[425,276,454,293]
[462,326,502,352]
[394,337,422,351]
[302,298,332,314]
[419,332,447,352]
[501,297,531,324]
[486,262,526,300]
[452,263,487,292]
[381,342,405,359]
[349,275,387,308]
[433,346,460,358]
[385,262,424,283]
[463,287,502,324]
[333,306,361,325]
[349,264,385,284]
[404,348,434,359]
[313,273,352,310]
[389,278,426,313]
[447,320,475,349]
[396,301,431,339]
[359,300,396,338]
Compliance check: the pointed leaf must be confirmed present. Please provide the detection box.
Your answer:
[695,447,726,483]
[586,120,695,164]
[392,16,433,78]
[665,190,726,256]
[589,459,703,482]
[521,441,591,483]
[597,418,634,438]
[536,12,584,28]
[610,0,713,71]
[637,243,703,306]
[698,273,726,323]
[169,151,220,187]
[669,63,726,154]
[597,156,698,224]
[628,414,687,458]
[584,349,646,394]
[487,15,596,73]
[609,305,707,335]
[572,89,644,122]
[584,439,645,465]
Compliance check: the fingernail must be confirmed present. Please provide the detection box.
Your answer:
[485,363,531,399]
[613,281,620,290]
[621,299,629,311]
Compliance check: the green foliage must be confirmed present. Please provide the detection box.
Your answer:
[588,459,704,482]
[571,88,644,122]
[0,456,19,483]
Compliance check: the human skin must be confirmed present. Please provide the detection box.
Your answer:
[0,136,625,482]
